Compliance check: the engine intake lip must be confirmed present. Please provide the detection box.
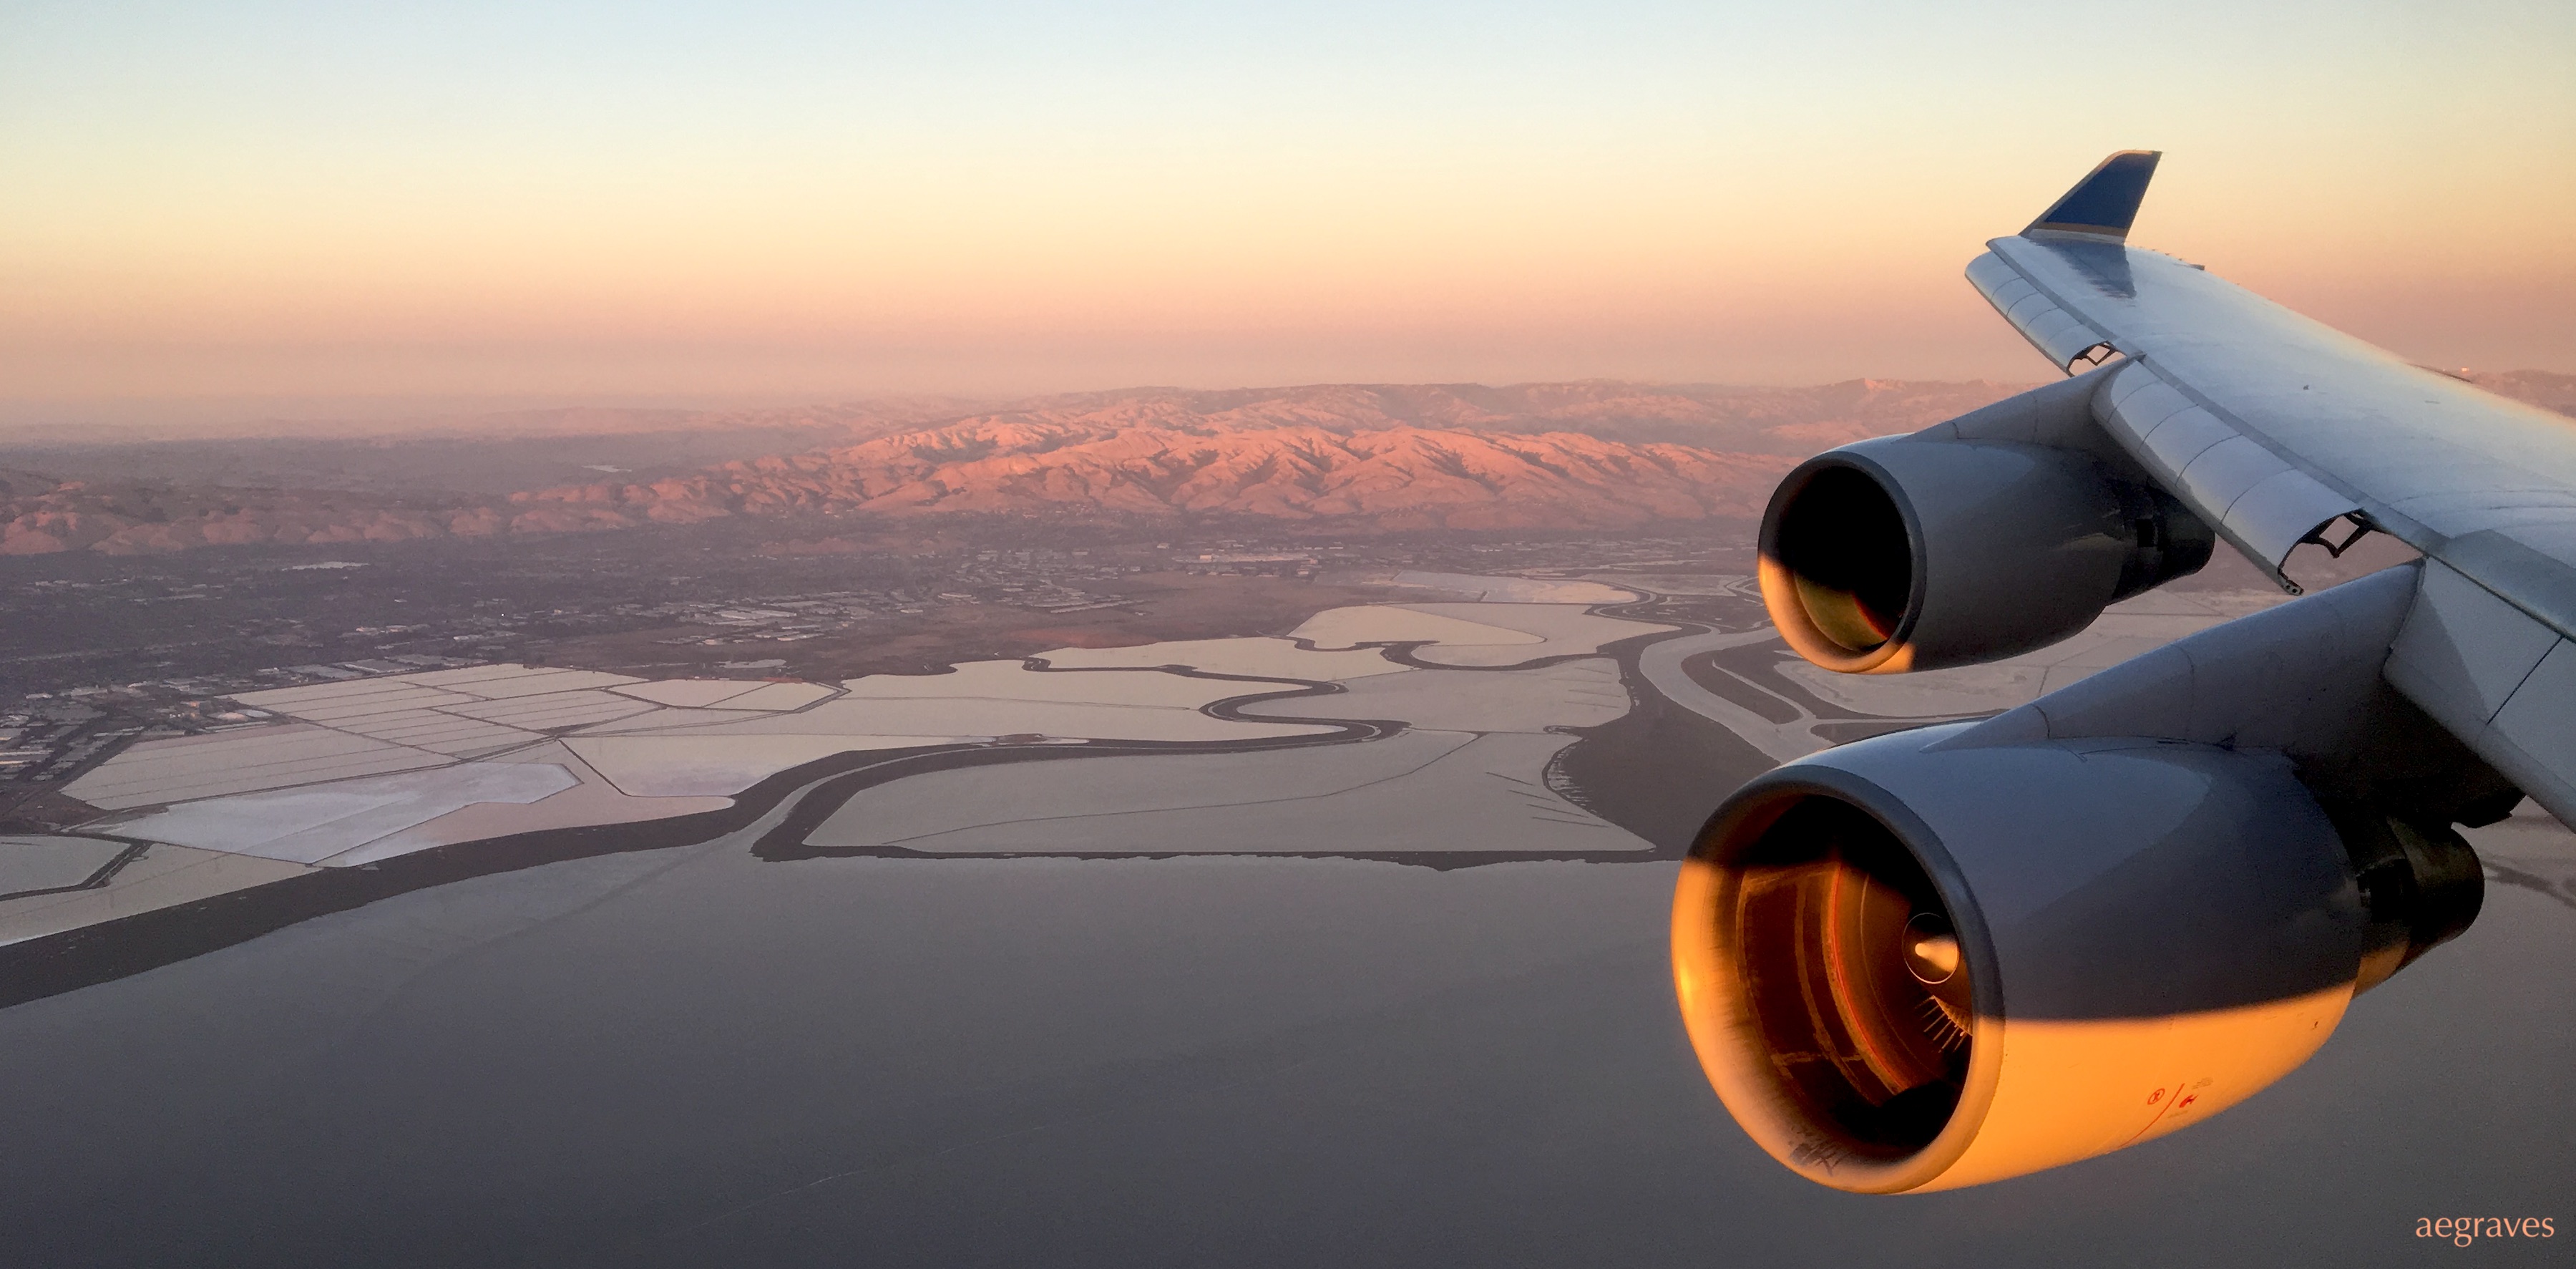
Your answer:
[1672,765,2003,1194]
[1759,453,1925,674]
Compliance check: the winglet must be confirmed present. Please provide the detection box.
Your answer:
[2024,150,2161,242]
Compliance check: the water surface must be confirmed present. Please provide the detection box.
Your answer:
[1,835,2568,1266]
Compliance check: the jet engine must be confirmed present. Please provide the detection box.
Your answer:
[1674,566,2504,1192]
[1759,374,2212,673]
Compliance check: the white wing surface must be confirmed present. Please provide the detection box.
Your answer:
[1968,152,2576,823]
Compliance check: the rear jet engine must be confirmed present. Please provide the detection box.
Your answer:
[1675,568,2502,1192]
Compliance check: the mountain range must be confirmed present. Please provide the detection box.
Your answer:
[7,373,2570,555]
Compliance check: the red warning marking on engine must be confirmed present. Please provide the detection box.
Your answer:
[2122,1072,2193,1147]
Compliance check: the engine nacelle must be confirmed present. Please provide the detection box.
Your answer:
[1759,377,2212,674]
[1672,729,2482,1193]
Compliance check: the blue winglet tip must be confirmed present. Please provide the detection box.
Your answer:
[2026,150,2161,242]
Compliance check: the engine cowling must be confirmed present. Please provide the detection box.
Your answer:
[1759,432,2211,674]
[1674,568,2495,1192]
[1671,727,2482,1193]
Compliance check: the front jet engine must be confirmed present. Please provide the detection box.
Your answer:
[1679,548,2505,1192]
[1760,371,2212,672]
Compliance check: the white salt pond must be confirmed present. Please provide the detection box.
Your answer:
[1392,603,1674,666]
[106,762,579,865]
[0,835,131,898]
[1387,570,1637,603]
[1035,636,1411,681]
[1289,602,1674,667]
[566,734,963,797]
[1243,658,1631,734]
[805,729,1649,855]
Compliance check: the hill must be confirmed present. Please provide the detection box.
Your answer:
[8,373,2567,555]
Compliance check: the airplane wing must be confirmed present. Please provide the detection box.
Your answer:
[1674,152,2575,1195]
[1966,152,2576,827]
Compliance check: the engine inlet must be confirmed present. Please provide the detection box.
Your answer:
[1763,463,1913,661]
[1728,797,1971,1157]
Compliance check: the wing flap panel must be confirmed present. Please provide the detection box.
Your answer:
[2092,362,2363,588]
[1967,251,2116,372]
[1966,251,2025,301]
[2140,405,2232,472]
[2003,290,2054,326]
[2118,379,2194,430]
[2223,472,2365,574]
[2187,437,2294,514]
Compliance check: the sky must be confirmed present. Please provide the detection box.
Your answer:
[3,0,2570,426]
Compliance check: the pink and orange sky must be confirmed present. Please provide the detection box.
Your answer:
[4,1,2570,428]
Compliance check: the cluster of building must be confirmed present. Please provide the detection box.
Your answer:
[0,706,135,786]
[0,655,489,799]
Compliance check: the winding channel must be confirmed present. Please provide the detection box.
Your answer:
[1,603,1772,1006]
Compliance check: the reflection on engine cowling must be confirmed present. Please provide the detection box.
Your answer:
[1672,726,2483,1193]
[1758,437,2210,674]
